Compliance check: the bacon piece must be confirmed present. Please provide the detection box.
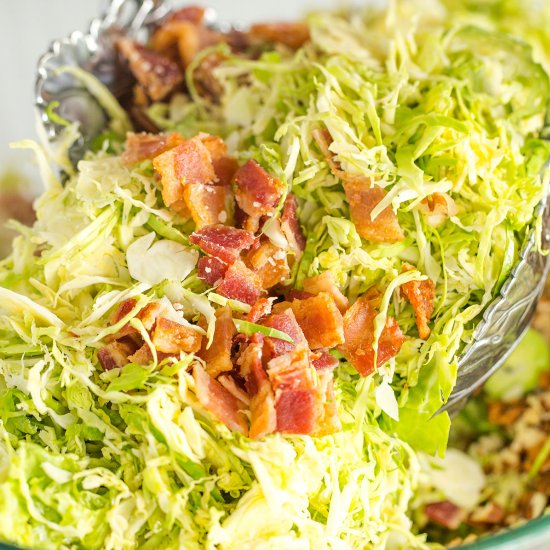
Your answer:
[110,298,138,324]
[217,374,250,406]
[263,309,308,358]
[106,300,144,342]
[249,22,310,49]
[197,135,239,184]
[424,501,464,530]
[217,261,263,305]
[171,138,217,186]
[153,137,217,207]
[469,502,505,525]
[212,156,240,187]
[166,5,206,24]
[418,192,458,227]
[117,38,183,101]
[108,299,169,342]
[233,160,285,219]
[302,271,349,313]
[289,293,345,350]
[312,128,343,176]
[183,183,233,229]
[286,289,314,301]
[198,133,227,160]
[401,263,435,340]
[198,306,235,377]
[97,341,133,371]
[122,132,185,165]
[242,339,277,438]
[137,301,168,331]
[338,290,405,376]
[245,240,290,289]
[267,346,318,434]
[127,344,153,365]
[193,364,248,435]
[247,297,273,324]
[280,194,306,260]
[312,369,341,436]
[151,317,203,354]
[191,51,227,103]
[150,10,223,65]
[190,225,255,264]
[344,178,404,243]
[312,350,339,371]
[197,256,227,286]
[128,343,171,365]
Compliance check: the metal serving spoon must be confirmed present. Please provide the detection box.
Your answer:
[34,0,550,414]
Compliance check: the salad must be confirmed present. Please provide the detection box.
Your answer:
[0,0,549,548]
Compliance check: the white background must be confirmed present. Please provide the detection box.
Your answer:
[0,0,340,187]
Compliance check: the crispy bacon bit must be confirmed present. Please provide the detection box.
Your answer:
[245,240,290,289]
[193,364,248,435]
[302,271,349,313]
[128,343,171,365]
[111,298,137,324]
[98,341,133,371]
[212,156,240,187]
[338,291,405,376]
[419,192,458,227]
[280,194,306,260]
[117,38,183,101]
[137,301,168,331]
[218,374,250,406]
[249,22,310,49]
[166,5,206,24]
[191,51,227,103]
[286,290,314,301]
[424,501,464,530]
[197,256,227,286]
[151,317,203,354]
[169,199,192,219]
[198,306,235,377]
[216,261,263,305]
[233,160,285,219]
[344,178,404,243]
[122,132,185,165]
[242,339,277,438]
[247,297,273,324]
[190,225,255,265]
[128,343,153,365]
[198,133,227,160]
[183,183,233,229]
[312,350,340,371]
[312,128,342,176]
[263,309,308,358]
[290,293,345,350]
[153,137,217,207]
[172,138,217,185]
[267,345,318,434]
[401,263,436,340]
[197,134,239,185]
[313,370,342,436]
[469,502,505,525]
[108,299,169,342]
[150,16,223,67]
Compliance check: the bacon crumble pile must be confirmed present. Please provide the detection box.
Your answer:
[116,5,312,117]
[97,128,437,438]
[98,5,442,438]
